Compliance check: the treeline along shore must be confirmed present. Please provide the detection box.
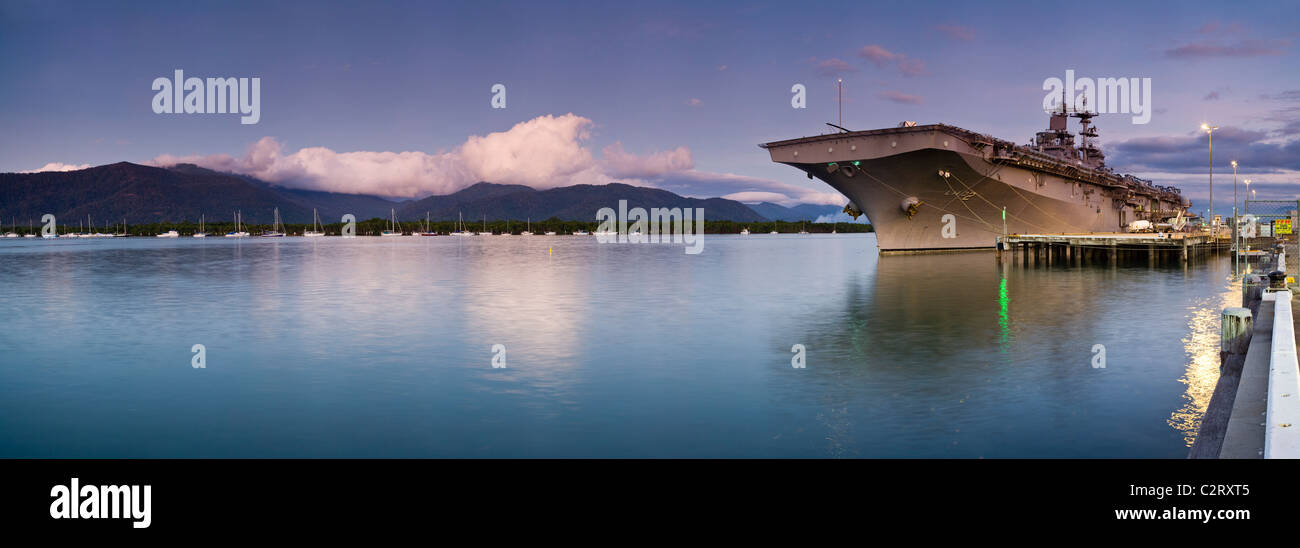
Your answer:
[2,218,873,237]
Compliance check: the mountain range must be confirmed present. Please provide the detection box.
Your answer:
[0,162,844,225]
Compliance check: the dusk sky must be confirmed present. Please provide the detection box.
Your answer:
[2,0,1298,212]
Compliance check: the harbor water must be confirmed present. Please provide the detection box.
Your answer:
[0,234,1235,457]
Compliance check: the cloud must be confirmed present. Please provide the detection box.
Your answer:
[150,113,841,205]
[722,191,792,203]
[152,114,612,197]
[601,142,693,178]
[1109,126,1300,173]
[1165,39,1290,58]
[1262,89,1300,136]
[879,91,923,105]
[659,170,847,206]
[21,162,90,173]
[1196,21,1244,34]
[808,57,856,77]
[935,24,975,41]
[858,44,902,65]
[857,44,926,76]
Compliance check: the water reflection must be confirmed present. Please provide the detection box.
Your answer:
[0,235,1238,457]
[1169,275,1238,447]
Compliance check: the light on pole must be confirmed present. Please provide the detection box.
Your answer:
[1203,123,1218,236]
[1245,180,1254,269]
[1246,180,1253,214]
[1233,160,1239,275]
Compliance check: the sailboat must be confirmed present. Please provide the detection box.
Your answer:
[381,208,404,236]
[451,212,473,236]
[477,213,492,236]
[193,215,208,237]
[225,211,249,237]
[26,219,37,238]
[304,209,325,237]
[417,212,437,236]
[88,215,112,238]
[798,221,808,235]
[262,208,286,237]
[4,217,18,238]
[740,227,750,235]
[521,218,534,236]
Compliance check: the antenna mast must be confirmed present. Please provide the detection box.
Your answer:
[837,79,843,127]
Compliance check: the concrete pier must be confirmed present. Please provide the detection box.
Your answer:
[1191,252,1300,458]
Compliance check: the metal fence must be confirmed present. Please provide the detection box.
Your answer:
[1243,199,1298,276]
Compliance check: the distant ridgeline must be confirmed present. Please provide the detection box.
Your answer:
[0,162,865,228]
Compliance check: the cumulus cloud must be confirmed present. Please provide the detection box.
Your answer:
[150,113,840,206]
[153,114,617,197]
[22,162,90,173]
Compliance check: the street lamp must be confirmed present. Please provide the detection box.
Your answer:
[1245,180,1254,270]
[1233,160,1239,275]
[1246,180,1252,214]
[1203,123,1219,236]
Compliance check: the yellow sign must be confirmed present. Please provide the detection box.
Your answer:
[1276,219,1293,235]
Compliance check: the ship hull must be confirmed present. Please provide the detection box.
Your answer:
[764,126,1186,252]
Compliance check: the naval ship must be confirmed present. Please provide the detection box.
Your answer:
[761,105,1190,252]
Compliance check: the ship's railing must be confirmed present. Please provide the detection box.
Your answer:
[993,146,1183,202]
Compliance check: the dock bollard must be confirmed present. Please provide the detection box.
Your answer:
[1269,270,1287,290]
[1243,274,1267,308]
[1221,308,1253,360]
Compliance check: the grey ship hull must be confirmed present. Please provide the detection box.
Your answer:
[763,125,1187,253]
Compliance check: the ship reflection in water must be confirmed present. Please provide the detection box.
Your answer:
[0,234,1232,457]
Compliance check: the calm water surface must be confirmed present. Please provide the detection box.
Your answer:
[0,234,1234,457]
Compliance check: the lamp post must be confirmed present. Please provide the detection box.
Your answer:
[1246,180,1254,269]
[1203,123,1218,237]
[1233,160,1238,275]
[1246,180,1252,214]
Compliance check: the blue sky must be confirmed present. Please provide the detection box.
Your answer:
[2,0,1298,212]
